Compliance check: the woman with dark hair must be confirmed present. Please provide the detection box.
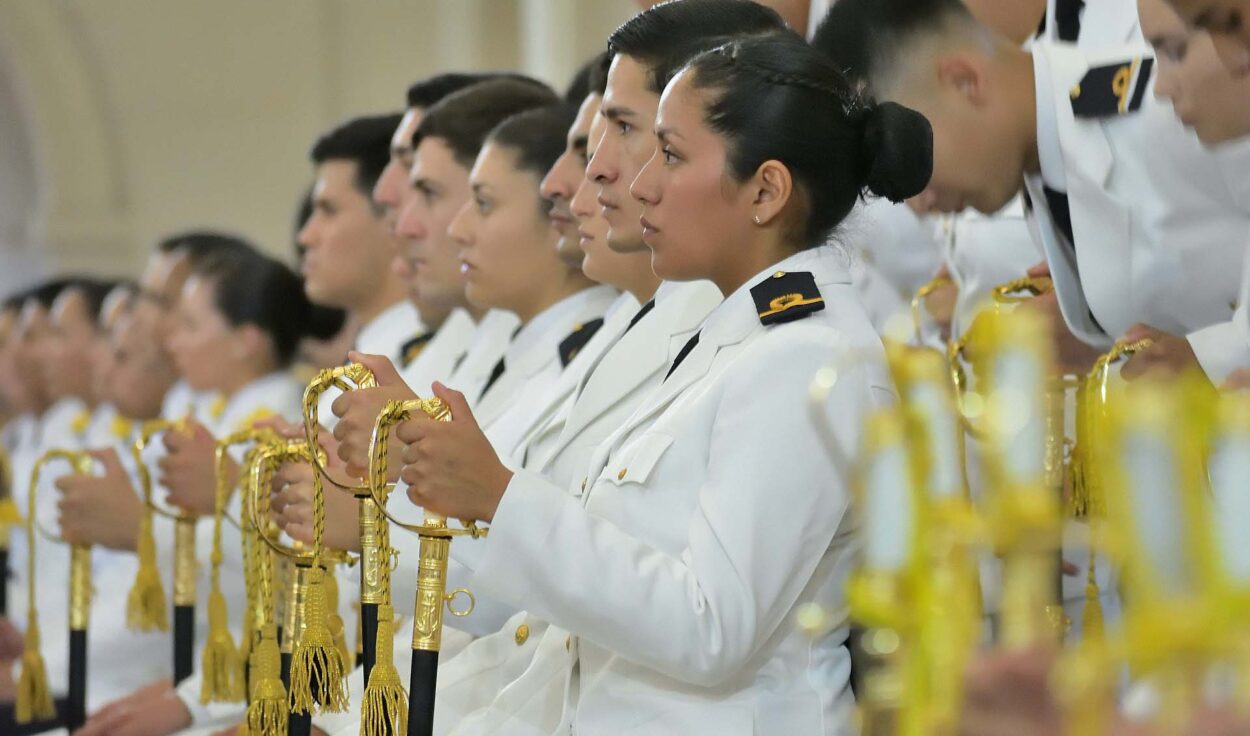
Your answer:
[444,103,618,454]
[158,249,313,516]
[394,32,932,735]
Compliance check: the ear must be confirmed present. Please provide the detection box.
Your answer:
[235,324,270,361]
[748,160,793,227]
[935,52,990,107]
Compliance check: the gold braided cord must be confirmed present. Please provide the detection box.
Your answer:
[201,429,277,704]
[17,450,94,724]
[125,419,187,631]
[357,401,421,736]
[241,439,289,736]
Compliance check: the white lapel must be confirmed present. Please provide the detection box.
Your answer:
[541,282,720,470]
[1022,175,1110,347]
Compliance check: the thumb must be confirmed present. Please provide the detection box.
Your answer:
[350,352,406,389]
[431,381,476,427]
[1026,261,1051,278]
[1120,323,1158,344]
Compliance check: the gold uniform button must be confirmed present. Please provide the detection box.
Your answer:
[514,624,529,646]
[617,468,627,480]
[581,477,587,491]
[565,635,572,651]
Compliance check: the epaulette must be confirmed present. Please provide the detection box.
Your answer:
[751,271,825,326]
[558,317,605,367]
[1070,56,1154,118]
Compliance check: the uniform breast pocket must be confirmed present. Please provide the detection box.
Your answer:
[602,432,675,490]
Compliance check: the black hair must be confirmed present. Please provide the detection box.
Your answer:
[192,250,318,367]
[291,187,348,340]
[157,230,257,266]
[416,77,559,169]
[406,72,543,110]
[587,51,611,96]
[607,0,788,94]
[20,278,79,309]
[71,278,122,324]
[487,104,579,180]
[310,113,404,196]
[812,0,978,90]
[683,34,932,246]
[565,52,611,103]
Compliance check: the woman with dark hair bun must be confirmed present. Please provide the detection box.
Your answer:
[157,249,311,517]
[396,32,932,734]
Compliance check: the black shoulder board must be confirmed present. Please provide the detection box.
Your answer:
[401,331,434,368]
[558,317,605,367]
[1070,57,1154,118]
[751,271,825,326]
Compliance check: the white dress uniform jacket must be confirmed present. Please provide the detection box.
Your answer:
[463,247,893,736]
[427,281,723,736]
[317,299,424,432]
[173,372,307,727]
[446,310,521,402]
[475,285,619,442]
[401,307,476,398]
[1025,42,1250,368]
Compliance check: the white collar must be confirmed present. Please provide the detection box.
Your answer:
[215,372,303,434]
[507,285,618,364]
[355,300,425,362]
[1032,44,1069,192]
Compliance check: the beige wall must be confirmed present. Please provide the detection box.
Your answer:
[0,0,632,291]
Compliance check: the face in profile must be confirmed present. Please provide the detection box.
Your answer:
[374,108,423,231]
[397,136,474,310]
[541,92,603,266]
[1140,0,1250,142]
[43,288,99,402]
[572,113,621,285]
[448,141,565,319]
[631,69,762,283]
[298,160,398,310]
[587,55,658,253]
[15,302,52,411]
[91,288,133,405]
[1164,0,1250,75]
[109,310,177,421]
[165,275,240,393]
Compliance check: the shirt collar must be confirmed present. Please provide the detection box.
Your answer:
[355,300,425,362]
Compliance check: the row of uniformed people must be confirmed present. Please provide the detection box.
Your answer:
[16,2,944,736]
[4,0,1245,729]
[258,3,930,735]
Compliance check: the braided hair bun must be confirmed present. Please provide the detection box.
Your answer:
[859,101,933,203]
[685,32,933,246]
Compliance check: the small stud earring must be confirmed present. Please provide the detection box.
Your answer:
[753,215,762,225]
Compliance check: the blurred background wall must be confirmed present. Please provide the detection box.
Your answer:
[0,0,634,293]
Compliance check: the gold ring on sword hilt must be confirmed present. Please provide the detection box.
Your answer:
[247,439,354,566]
[28,449,97,545]
[132,419,242,530]
[302,362,377,497]
[367,398,486,622]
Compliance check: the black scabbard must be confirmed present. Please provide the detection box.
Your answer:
[361,601,379,684]
[67,628,88,732]
[0,547,8,616]
[407,649,439,736]
[174,605,195,685]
